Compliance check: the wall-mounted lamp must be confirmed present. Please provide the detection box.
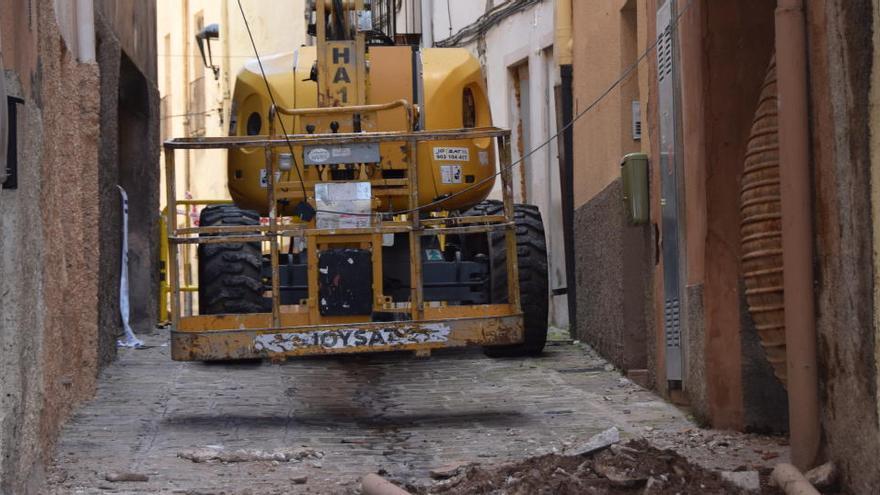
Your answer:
[196,23,220,81]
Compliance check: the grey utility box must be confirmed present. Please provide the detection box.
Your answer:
[621,153,649,225]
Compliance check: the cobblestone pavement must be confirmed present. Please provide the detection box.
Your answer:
[47,333,789,494]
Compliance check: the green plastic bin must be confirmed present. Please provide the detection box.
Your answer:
[621,153,649,225]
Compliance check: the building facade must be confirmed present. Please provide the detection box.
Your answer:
[0,1,158,492]
[157,0,306,203]
[425,0,570,330]
[156,0,306,316]
[566,0,880,491]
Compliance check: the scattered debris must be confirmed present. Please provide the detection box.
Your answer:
[177,447,323,463]
[565,426,620,456]
[594,460,645,488]
[721,471,761,493]
[641,424,788,473]
[430,463,469,480]
[419,439,750,494]
[104,472,149,482]
[804,462,837,490]
[291,475,309,485]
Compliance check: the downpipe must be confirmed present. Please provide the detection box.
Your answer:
[75,0,95,63]
[775,0,820,471]
[555,0,577,331]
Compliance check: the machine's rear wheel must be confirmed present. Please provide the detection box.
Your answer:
[197,205,266,315]
[464,200,549,357]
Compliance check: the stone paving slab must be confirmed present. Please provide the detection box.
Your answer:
[46,333,787,494]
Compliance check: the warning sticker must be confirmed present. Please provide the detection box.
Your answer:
[478,151,490,166]
[433,147,470,161]
[440,165,463,184]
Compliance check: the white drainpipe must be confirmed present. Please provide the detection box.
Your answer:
[76,0,96,63]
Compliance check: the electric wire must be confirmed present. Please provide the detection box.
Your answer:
[236,0,309,201]
[446,0,453,37]
[436,0,542,48]
[237,0,692,218]
[161,110,214,121]
[311,0,694,217]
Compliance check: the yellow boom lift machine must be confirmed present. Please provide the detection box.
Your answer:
[163,0,548,361]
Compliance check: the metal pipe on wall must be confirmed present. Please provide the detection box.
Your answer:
[420,0,434,47]
[775,0,820,471]
[554,0,576,333]
[554,0,572,66]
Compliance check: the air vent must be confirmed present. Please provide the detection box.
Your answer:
[657,27,673,82]
[632,100,642,141]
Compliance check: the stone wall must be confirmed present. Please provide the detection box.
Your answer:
[808,0,880,491]
[573,179,653,372]
[0,1,158,492]
[95,11,160,366]
[0,2,101,491]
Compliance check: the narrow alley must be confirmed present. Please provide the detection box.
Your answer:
[2,0,879,494]
[47,336,786,494]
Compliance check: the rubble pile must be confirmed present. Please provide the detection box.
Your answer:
[418,439,761,495]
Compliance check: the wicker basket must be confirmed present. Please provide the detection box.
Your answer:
[740,55,787,386]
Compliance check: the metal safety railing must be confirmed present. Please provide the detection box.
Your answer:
[162,101,519,338]
[158,199,232,323]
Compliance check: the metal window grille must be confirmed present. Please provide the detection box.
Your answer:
[632,100,642,140]
[160,95,171,142]
[189,77,205,135]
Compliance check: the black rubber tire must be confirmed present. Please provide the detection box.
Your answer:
[464,200,549,357]
[197,205,266,315]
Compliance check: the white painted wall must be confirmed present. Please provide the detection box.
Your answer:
[428,0,569,329]
[158,0,305,208]
[157,0,305,313]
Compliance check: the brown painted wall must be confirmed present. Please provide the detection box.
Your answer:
[639,0,781,429]
[571,0,654,375]
[695,0,775,430]
[807,1,880,492]
[571,0,643,208]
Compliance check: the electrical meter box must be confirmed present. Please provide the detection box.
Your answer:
[621,153,649,225]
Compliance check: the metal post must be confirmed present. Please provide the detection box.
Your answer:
[407,139,423,320]
[371,232,385,309]
[266,143,281,327]
[307,234,319,322]
[159,207,169,323]
[183,194,193,315]
[499,135,521,311]
[164,149,181,329]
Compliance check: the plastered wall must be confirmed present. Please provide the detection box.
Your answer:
[0,1,158,492]
[809,0,880,491]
